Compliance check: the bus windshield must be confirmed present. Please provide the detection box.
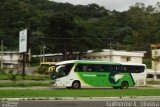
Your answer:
[51,63,73,79]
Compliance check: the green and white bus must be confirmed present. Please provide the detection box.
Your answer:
[50,60,146,89]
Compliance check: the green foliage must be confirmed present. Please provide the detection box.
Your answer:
[0,89,160,98]
[143,59,151,68]
[24,75,49,81]
[147,80,160,84]
[0,81,49,87]
[0,69,4,74]
[0,72,49,80]
[0,73,9,80]
[36,66,49,74]
[0,0,160,58]
[8,68,18,83]
[31,57,40,66]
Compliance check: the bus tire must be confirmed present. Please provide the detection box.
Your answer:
[72,81,81,89]
[66,87,72,89]
[112,86,119,89]
[120,81,129,89]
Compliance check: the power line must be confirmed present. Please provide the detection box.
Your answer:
[37,37,115,40]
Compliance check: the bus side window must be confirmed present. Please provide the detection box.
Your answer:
[135,66,145,73]
[89,64,100,72]
[96,65,102,72]
[116,66,123,72]
[75,64,89,72]
[101,65,112,72]
[109,65,117,72]
[77,64,92,72]
[123,66,127,72]
[118,66,125,72]
[75,64,83,72]
[126,66,134,73]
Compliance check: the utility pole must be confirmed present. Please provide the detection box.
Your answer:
[42,42,46,62]
[1,39,3,69]
[40,41,42,63]
[64,43,67,60]
[108,38,113,62]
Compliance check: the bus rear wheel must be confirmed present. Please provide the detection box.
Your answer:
[120,81,129,89]
[72,81,81,89]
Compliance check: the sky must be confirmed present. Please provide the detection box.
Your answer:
[52,0,159,11]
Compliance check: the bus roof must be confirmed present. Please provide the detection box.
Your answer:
[56,60,146,66]
[56,60,119,65]
[120,62,146,66]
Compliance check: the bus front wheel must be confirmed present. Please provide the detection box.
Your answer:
[112,86,119,89]
[120,81,129,89]
[66,87,72,89]
[72,81,81,89]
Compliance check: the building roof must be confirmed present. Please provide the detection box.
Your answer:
[32,49,145,57]
[0,51,19,54]
[83,50,145,57]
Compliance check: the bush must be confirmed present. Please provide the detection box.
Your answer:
[36,66,49,74]
[8,69,17,83]
[143,59,151,68]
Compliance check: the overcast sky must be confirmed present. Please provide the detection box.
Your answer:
[52,0,159,11]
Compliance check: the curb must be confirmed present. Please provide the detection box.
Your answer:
[1,96,160,101]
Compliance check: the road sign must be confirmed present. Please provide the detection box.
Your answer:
[19,29,27,53]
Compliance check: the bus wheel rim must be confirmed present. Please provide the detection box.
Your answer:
[122,82,128,88]
[74,83,79,88]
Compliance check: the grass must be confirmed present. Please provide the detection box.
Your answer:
[147,80,160,84]
[0,73,9,80]
[0,89,160,98]
[0,73,50,87]
[0,73,50,81]
[23,75,50,81]
[0,82,49,87]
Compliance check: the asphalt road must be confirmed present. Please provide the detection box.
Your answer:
[1,100,105,107]
[1,97,160,107]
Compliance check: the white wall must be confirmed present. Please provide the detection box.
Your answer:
[130,57,142,63]
[152,49,160,72]
[82,50,144,64]
[3,54,19,61]
[0,51,19,68]
[112,56,121,62]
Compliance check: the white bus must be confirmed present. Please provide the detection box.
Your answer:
[50,60,146,89]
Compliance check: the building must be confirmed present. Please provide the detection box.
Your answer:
[0,51,20,68]
[33,50,145,64]
[151,49,160,74]
[32,52,80,63]
[82,49,145,64]
[147,44,160,79]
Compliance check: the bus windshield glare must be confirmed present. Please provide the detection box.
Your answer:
[51,63,73,79]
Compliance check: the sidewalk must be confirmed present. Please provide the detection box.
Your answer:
[2,96,160,101]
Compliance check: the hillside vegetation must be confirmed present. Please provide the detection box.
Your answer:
[0,0,160,57]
